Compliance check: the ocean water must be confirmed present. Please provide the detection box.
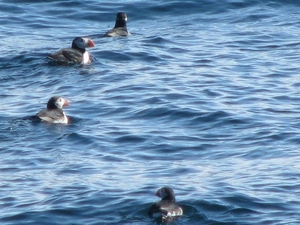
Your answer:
[0,0,300,224]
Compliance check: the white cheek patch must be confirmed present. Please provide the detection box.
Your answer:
[55,98,64,108]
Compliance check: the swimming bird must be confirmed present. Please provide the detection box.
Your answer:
[36,96,69,124]
[104,12,130,37]
[148,187,183,221]
[48,37,95,64]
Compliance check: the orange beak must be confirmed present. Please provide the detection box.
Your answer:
[155,190,160,197]
[87,39,95,48]
[63,99,70,107]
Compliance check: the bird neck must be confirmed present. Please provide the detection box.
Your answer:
[162,195,175,202]
[114,20,127,28]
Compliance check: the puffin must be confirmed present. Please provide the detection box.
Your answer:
[36,96,69,124]
[48,37,95,64]
[148,187,183,221]
[104,12,130,37]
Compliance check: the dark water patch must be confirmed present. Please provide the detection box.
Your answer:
[141,96,166,105]
[228,207,260,216]
[142,0,260,17]
[191,199,260,224]
[231,11,275,24]
[139,142,214,161]
[57,163,98,176]
[187,110,231,126]
[97,50,164,63]
[114,134,147,144]
[129,51,164,62]
[0,208,85,225]
[0,3,26,16]
[202,88,223,98]
[102,154,127,163]
[286,135,300,145]
[131,144,214,161]
[98,106,132,119]
[222,194,290,214]
[133,106,180,119]
[96,50,132,61]
[0,54,41,70]
[142,36,176,47]
[132,105,229,124]
[0,166,20,173]
[59,132,98,146]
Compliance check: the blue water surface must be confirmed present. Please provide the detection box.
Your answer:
[0,0,300,224]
